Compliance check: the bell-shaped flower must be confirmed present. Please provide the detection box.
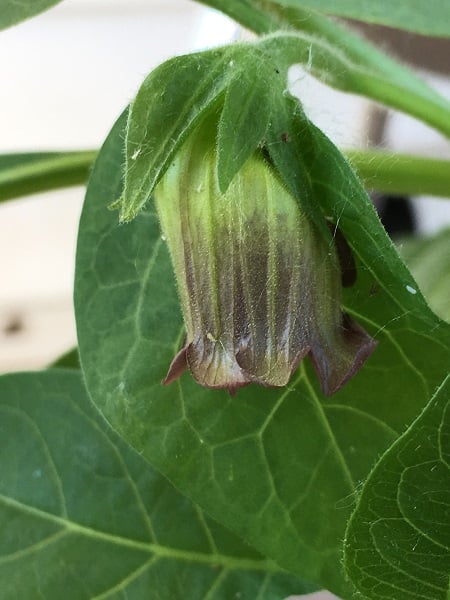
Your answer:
[154,116,376,395]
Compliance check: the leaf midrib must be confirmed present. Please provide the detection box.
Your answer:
[0,493,283,573]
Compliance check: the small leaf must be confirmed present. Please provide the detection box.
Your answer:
[0,370,314,599]
[344,373,450,600]
[217,52,272,192]
[120,49,234,222]
[0,0,63,31]
[75,108,450,595]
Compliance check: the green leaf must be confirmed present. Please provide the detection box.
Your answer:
[51,347,80,369]
[0,369,314,599]
[217,54,272,192]
[121,37,450,224]
[344,373,450,600]
[0,151,96,204]
[266,95,443,321]
[263,0,450,38]
[119,49,235,222]
[198,2,450,138]
[399,228,450,322]
[0,0,64,31]
[75,111,450,596]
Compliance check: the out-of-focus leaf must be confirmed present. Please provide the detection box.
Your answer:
[199,0,450,37]
[264,0,450,37]
[399,227,450,322]
[0,0,64,31]
[344,374,450,600]
[0,370,314,599]
[51,347,80,369]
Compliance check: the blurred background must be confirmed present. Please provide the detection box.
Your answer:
[0,2,449,598]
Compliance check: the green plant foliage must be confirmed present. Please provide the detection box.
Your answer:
[0,151,96,204]
[0,369,314,599]
[75,109,450,596]
[119,49,234,221]
[0,0,63,31]
[399,228,450,322]
[119,40,450,223]
[51,347,80,369]
[202,0,450,38]
[344,373,450,599]
[196,3,450,138]
[263,0,450,37]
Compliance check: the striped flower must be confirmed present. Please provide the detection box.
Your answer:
[155,117,377,395]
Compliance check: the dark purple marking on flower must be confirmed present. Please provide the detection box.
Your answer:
[155,121,377,396]
[328,223,357,288]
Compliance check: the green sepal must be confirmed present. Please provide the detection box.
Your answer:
[119,48,233,222]
[216,51,272,193]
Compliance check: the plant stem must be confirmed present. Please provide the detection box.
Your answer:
[346,150,450,198]
[0,150,97,204]
[0,149,448,203]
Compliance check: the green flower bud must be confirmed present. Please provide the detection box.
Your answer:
[155,117,376,395]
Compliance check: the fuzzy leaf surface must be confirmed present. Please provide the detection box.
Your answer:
[197,3,450,137]
[0,370,312,599]
[344,374,450,600]
[119,49,235,221]
[75,112,450,596]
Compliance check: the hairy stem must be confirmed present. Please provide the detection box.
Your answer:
[0,150,97,204]
[0,149,448,203]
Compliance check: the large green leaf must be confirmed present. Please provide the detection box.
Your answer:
[0,151,96,204]
[0,369,313,599]
[75,109,450,596]
[344,373,450,599]
[0,0,63,31]
[196,2,450,137]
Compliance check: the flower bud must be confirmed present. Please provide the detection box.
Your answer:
[155,117,376,395]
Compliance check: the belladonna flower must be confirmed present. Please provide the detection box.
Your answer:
[154,115,377,396]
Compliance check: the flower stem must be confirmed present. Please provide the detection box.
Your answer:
[346,150,450,198]
[1,148,448,203]
[0,150,97,204]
